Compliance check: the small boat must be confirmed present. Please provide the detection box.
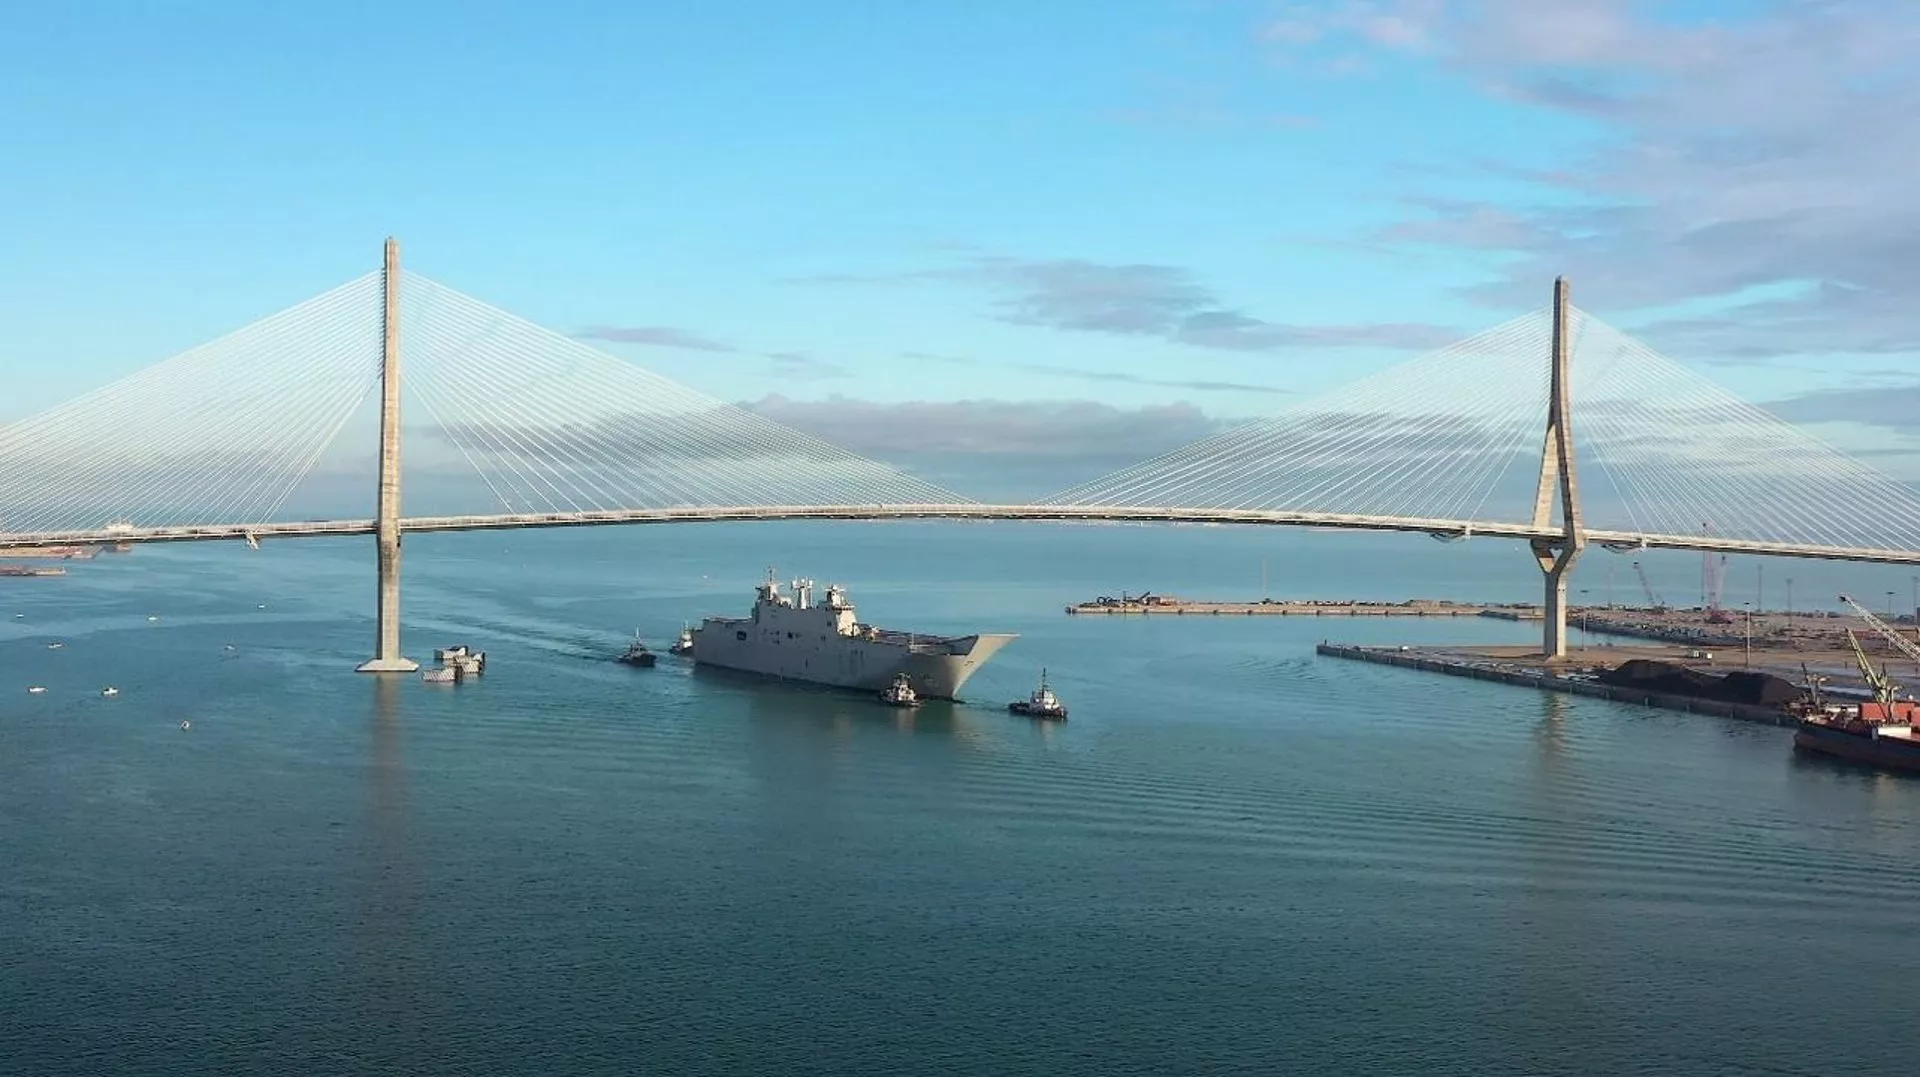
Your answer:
[880,671,920,707]
[618,633,657,667]
[46,642,63,650]
[27,685,46,694]
[434,644,486,676]
[180,720,191,731]
[1008,669,1068,720]
[669,624,694,657]
[101,686,120,698]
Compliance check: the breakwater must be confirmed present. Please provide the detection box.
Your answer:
[1068,597,1540,618]
[1315,643,1795,727]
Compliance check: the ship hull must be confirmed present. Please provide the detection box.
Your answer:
[1793,721,1920,773]
[690,624,1014,700]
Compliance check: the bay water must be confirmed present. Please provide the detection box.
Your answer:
[4,522,1917,1075]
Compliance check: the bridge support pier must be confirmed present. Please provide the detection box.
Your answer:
[1531,275,1585,660]
[1534,539,1582,659]
[357,236,418,673]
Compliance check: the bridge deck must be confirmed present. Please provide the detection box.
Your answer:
[3,505,1918,565]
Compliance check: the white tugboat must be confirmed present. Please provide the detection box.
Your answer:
[1008,669,1068,720]
[879,671,921,708]
[687,570,1015,699]
[434,644,486,676]
[669,624,694,657]
[423,645,483,683]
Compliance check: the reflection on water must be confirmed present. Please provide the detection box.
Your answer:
[1532,691,1571,759]
[355,675,419,1042]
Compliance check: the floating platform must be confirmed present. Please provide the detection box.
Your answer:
[1316,642,1798,727]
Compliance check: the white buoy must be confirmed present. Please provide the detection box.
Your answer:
[101,686,119,697]
[27,686,46,694]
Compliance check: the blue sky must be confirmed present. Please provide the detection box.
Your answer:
[4,0,1919,470]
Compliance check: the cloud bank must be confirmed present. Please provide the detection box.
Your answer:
[801,256,1460,354]
[1268,0,1920,360]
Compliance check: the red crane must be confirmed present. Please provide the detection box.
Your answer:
[1701,521,1732,624]
[1632,561,1667,613]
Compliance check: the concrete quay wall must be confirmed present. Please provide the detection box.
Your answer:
[1315,643,1795,728]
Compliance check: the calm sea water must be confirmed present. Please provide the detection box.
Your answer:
[4,522,1918,1076]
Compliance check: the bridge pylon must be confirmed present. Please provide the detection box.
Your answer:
[356,237,419,673]
[1530,275,1584,659]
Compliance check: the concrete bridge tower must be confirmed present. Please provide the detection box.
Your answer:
[1530,276,1584,660]
[356,237,419,672]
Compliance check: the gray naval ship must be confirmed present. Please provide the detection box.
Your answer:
[688,572,1016,699]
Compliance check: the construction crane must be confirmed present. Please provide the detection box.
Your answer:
[1700,520,1732,623]
[1631,561,1667,613]
[1838,593,1920,668]
[1705,556,1731,623]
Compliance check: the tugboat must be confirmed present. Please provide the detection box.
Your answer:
[1008,669,1068,720]
[669,624,694,657]
[435,644,487,676]
[618,632,657,668]
[879,671,920,708]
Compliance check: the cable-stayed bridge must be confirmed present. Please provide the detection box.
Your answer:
[6,239,1919,668]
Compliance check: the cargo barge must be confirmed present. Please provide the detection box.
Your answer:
[1790,628,1920,773]
[1793,714,1920,772]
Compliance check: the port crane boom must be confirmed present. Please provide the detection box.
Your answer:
[1631,561,1667,612]
[1844,628,1900,710]
[1837,593,1920,668]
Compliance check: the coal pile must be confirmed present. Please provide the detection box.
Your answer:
[1597,659,1801,707]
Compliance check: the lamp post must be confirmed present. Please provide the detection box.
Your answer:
[1887,591,1896,617]
[1743,601,1753,669]
[1786,577,1793,622]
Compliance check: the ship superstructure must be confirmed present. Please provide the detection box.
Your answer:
[688,571,1015,699]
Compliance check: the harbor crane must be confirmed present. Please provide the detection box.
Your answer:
[1838,593,1920,668]
[1631,561,1667,613]
[1843,627,1901,712]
